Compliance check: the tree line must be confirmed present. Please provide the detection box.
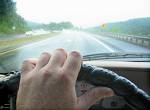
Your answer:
[0,0,28,35]
[87,17,150,37]
[27,21,74,31]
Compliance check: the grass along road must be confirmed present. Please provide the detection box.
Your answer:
[0,32,59,52]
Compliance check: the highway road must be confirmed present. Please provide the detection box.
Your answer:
[0,30,150,72]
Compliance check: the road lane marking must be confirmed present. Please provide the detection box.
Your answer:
[88,36,115,52]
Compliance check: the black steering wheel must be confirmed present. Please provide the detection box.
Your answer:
[0,64,150,110]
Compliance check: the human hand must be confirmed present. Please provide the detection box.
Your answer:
[17,49,114,110]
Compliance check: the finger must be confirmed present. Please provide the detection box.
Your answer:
[47,48,67,68]
[21,58,38,74]
[62,51,82,81]
[36,52,51,69]
[77,87,114,110]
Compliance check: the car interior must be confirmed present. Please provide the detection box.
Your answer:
[0,0,150,110]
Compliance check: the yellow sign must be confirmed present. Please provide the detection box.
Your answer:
[101,24,107,28]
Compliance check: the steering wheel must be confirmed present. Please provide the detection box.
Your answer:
[0,64,150,110]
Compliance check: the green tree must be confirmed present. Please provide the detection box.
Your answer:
[0,0,28,35]
[47,22,73,30]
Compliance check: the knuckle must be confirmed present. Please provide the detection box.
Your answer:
[59,69,71,82]
[41,69,52,75]
[20,73,33,85]
[56,48,66,53]
[22,59,30,64]
[55,48,67,56]
[42,52,50,56]
[41,52,51,58]
[40,68,54,77]
[21,60,31,72]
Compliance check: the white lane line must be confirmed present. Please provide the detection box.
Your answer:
[88,36,115,52]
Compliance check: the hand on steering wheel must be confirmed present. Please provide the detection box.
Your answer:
[17,49,114,110]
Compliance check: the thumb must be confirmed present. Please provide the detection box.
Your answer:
[76,87,114,110]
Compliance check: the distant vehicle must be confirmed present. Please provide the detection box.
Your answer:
[25,31,34,36]
[32,29,49,35]
[25,29,49,36]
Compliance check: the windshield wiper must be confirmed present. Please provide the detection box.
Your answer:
[83,53,150,61]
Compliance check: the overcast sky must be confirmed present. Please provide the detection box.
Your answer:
[16,0,150,27]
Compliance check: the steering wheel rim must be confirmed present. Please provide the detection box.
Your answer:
[78,64,150,110]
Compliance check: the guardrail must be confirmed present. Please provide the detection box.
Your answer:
[99,32,150,48]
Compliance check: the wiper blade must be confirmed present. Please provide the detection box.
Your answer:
[83,53,150,61]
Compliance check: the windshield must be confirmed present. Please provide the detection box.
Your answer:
[0,0,150,72]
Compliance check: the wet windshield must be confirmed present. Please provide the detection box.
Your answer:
[0,0,150,72]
